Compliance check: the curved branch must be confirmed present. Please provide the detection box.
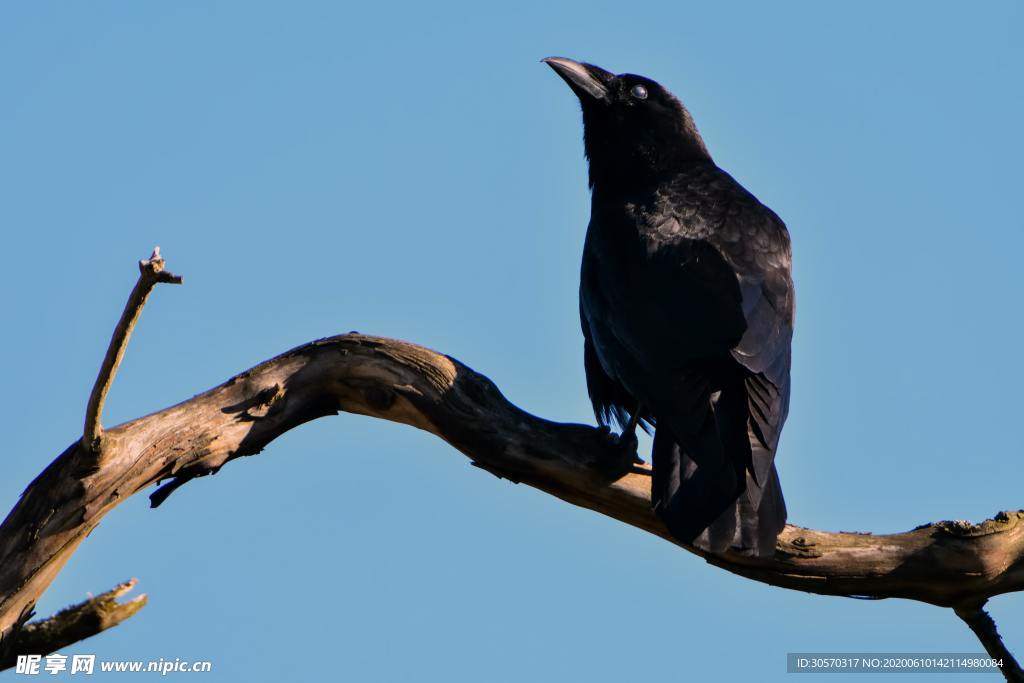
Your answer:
[2,333,1023,667]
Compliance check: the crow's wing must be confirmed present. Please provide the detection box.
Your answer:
[646,167,794,548]
[712,183,794,499]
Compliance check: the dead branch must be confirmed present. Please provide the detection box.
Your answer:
[2,253,1023,679]
[955,602,1024,680]
[0,580,146,671]
[83,247,182,454]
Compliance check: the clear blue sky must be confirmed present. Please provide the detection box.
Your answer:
[2,2,1022,681]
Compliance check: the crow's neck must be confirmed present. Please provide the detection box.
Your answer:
[585,138,710,192]
[587,150,711,195]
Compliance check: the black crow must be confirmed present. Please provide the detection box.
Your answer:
[544,57,794,556]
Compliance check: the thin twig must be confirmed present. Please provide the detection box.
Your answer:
[82,247,182,454]
[955,602,1024,682]
[0,580,146,669]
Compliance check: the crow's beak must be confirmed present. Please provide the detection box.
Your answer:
[543,57,612,102]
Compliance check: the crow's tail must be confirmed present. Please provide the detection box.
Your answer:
[650,381,786,557]
[700,458,786,556]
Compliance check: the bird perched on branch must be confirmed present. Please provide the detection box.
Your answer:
[544,57,794,556]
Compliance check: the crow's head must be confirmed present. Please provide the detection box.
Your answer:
[543,57,710,188]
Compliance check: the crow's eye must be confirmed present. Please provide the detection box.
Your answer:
[630,84,648,100]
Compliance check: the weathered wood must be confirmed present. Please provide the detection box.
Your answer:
[0,580,145,671]
[2,333,1023,676]
[83,247,182,454]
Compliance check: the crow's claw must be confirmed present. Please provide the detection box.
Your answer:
[597,424,640,462]
[616,428,639,455]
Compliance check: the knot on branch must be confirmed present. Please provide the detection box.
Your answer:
[777,534,823,559]
[938,511,1024,538]
[225,384,285,421]
[138,247,183,285]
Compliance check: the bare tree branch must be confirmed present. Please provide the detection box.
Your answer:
[2,253,1023,676]
[83,247,182,454]
[955,603,1024,682]
[0,580,146,670]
